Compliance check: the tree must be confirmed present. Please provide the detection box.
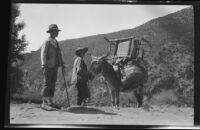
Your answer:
[10,3,28,62]
[9,3,28,95]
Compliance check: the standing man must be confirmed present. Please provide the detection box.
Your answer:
[71,47,93,106]
[40,24,65,110]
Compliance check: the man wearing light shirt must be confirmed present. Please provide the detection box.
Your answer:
[71,47,94,106]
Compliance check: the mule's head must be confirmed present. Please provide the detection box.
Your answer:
[89,53,109,76]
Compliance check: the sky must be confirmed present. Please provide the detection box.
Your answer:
[16,4,190,52]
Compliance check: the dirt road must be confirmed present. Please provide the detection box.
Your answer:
[10,102,194,126]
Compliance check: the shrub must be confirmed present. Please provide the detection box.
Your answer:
[10,66,24,96]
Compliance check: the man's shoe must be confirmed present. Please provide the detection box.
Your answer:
[41,103,56,111]
[49,103,60,109]
[82,102,87,107]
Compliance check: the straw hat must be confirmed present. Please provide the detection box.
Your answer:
[46,24,61,33]
[75,47,88,56]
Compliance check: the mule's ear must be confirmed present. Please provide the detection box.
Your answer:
[101,52,110,59]
[91,55,95,59]
[91,55,98,61]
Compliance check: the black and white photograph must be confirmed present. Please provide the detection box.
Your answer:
[7,1,197,128]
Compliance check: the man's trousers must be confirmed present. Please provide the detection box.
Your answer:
[41,67,58,97]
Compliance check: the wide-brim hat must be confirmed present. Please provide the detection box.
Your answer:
[46,24,61,33]
[75,47,88,56]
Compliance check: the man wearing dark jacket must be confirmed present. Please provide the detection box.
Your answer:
[40,24,64,110]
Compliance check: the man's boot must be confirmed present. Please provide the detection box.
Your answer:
[41,97,55,111]
[41,97,47,107]
[82,98,88,107]
[47,97,57,108]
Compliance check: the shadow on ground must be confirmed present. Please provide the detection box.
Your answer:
[61,106,117,115]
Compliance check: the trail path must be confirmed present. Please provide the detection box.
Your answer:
[10,102,193,125]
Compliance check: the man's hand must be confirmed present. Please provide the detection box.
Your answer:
[42,64,47,69]
[42,65,48,74]
[61,64,66,73]
[42,65,47,72]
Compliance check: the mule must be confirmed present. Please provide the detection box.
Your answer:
[89,55,148,109]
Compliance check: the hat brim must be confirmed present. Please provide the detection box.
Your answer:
[75,48,88,56]
[46,29,61,33]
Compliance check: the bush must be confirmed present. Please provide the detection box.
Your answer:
[10,66,24,96]
[148,89,181,106]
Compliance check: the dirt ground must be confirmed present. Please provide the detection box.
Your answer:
[9,102,194,126]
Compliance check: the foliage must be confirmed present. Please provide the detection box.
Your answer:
[146,41,194,107]
[9,4,28,95]
[10,4,28,62]
[10,66,24,95]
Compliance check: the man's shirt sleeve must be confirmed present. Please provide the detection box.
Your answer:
[76,58,82,73]
[41,40,49,68]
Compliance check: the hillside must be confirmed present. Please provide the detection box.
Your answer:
[15,6,194,107]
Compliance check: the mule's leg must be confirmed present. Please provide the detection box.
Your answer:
[134,84,143,108]
[110,88,116,107]
[138,85,144,108]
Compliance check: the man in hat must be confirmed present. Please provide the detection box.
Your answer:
[40,24,65,110]
[71,47,94,106]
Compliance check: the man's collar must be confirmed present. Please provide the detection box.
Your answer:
[49,37,56,40]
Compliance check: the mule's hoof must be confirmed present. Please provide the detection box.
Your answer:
[113,106,120,110]
[61,106,71,111]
